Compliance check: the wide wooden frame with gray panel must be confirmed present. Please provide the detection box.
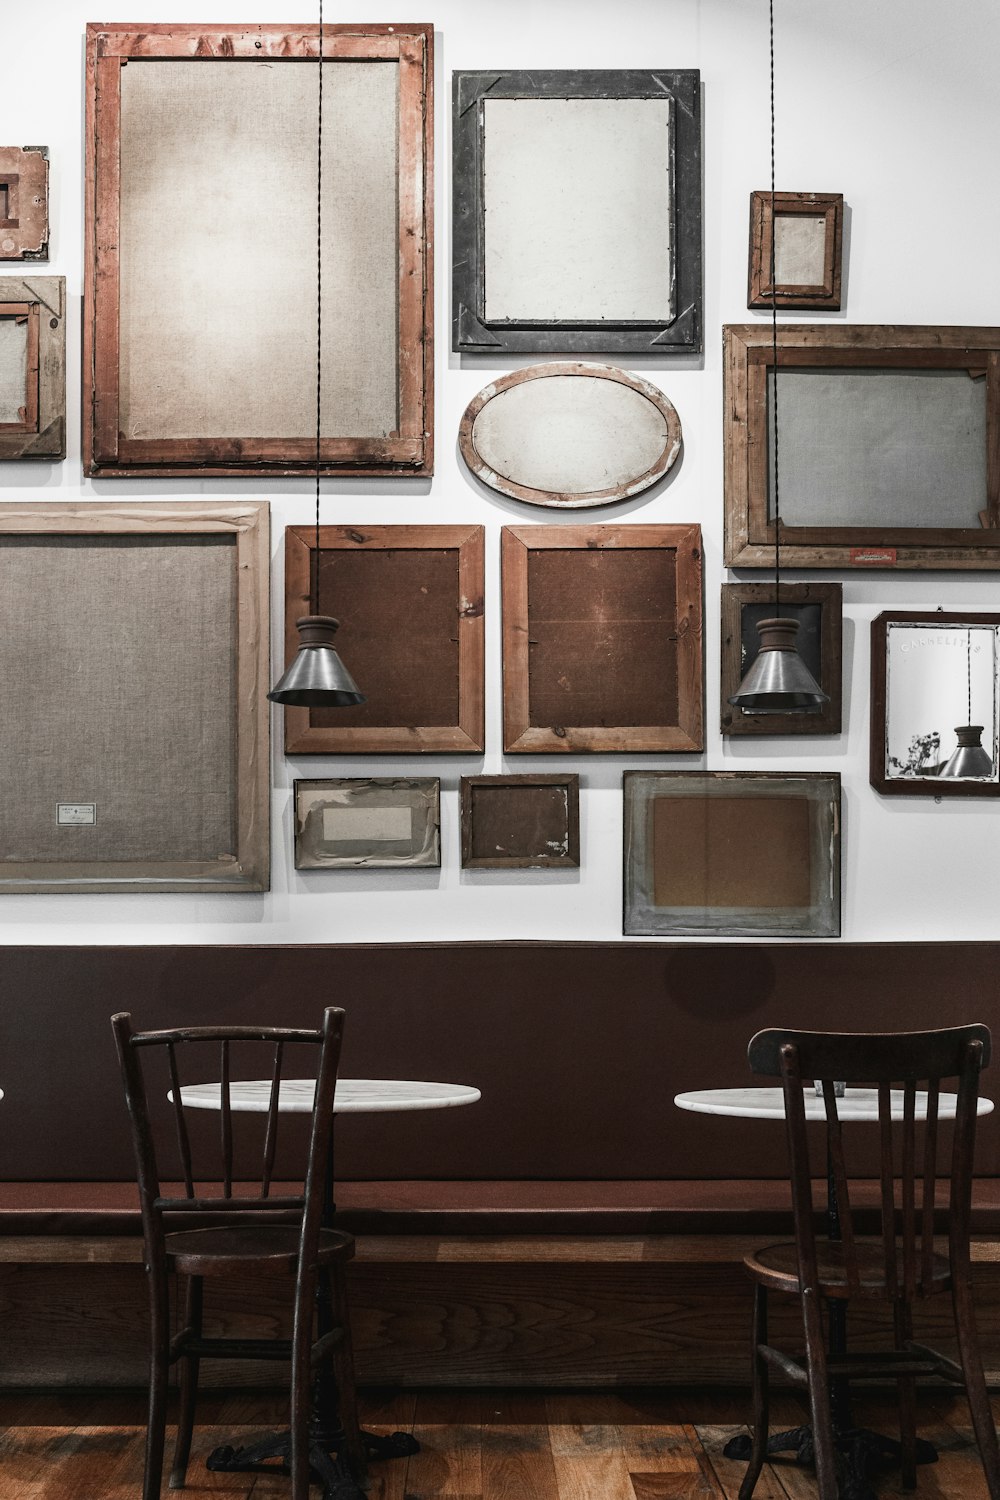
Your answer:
[724,324,1000,570]
[83,22,433,478]
[0,147,50,261]
[0,276,64,459]
[0,503,270,893]
[721,582,843,737]
[748,191,843,310]
[453,69,701,355]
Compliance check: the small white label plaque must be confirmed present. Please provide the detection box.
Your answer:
[57,803,97,826]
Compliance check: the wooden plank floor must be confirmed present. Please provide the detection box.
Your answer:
[0,1387,997,1499]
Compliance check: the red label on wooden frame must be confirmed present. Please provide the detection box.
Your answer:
[851,547,897,565]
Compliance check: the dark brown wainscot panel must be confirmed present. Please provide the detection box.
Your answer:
[461,775,580,869]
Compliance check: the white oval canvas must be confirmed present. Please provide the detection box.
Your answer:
[459,362,682,508]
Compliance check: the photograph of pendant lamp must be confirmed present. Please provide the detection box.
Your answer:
[939,628,994,778]
[268,2,364,710]
[728,0,828,717]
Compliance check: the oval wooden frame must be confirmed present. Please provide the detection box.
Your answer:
[458,361,683,509]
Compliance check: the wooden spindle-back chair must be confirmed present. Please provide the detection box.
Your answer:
[737,1025,1000,1500]
[111,1008,365,1500]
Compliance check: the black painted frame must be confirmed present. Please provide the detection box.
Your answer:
[452,69,702,355]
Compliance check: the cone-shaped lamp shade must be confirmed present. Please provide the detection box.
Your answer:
[939,724,994,779]
[267,616,365,707]
[728,616,829,714]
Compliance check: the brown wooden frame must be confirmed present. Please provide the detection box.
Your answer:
[724,324,1000,570]
[0,147,49,260]
[294,777,441,869]
[870,610,1000,798]
[282,525,485,755]
[748,191,843,310]
[83,22,433,478]
[721,583,843,736]
[0,502,270,893]
[0,276,64,458]
[460,775,580,869]
[501,524,703,754]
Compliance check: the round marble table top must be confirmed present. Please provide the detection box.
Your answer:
[674,1086,993,1122]
[177,1077,481,1115]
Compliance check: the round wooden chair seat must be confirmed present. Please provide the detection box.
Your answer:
[165,1224,355,1277]
[745,1239,952,1299]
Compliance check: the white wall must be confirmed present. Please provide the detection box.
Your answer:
[2,0,999,945]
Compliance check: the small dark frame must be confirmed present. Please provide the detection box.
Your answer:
[721,583,843,736]
[0,276,64,459]
[294,778,440,869]
[870,610,1000,798]
[281,525,485,755]
[748,191,843,310]
[453,69,702,355]
[724,324,1000,570]
[0,147,49,260]
[461,775,580,869]
[501,523,703,754]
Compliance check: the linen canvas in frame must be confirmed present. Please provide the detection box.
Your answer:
[0,503,270,893]
[84,23,432,477]
[294,779,440,869]
[623,771,840,937]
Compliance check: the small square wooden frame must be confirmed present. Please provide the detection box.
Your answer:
[748,191,843,310]
[502,524,703,753]
[720,583,843,736]
[294,778,440,869]
[0,148,49,260]
[282,525,485,755]
[461,775,580,869]
[0,276,64,458]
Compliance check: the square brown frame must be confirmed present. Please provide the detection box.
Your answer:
[460,775,580,869]
[282,525,485,755]
[0,502,270,893]
[83,22,433,478]
[0,276,64,459]
[748,191,843,310]
[724,324,1000,570]
[501,523,703,753]
[0,147,49,260]
[721,583,843,736]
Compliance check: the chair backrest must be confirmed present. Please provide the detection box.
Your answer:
[747,1025,991,1300]
[111,1009,345,1257]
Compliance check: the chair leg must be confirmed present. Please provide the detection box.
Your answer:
[329,1266,368,1487]
[289,1272,318,1500]
[738,1283,770,1500]
[953,1274,1000,1500]
[169,1275,203,1490]
[893,1297,917,1489]
[801,1289,838,1500]
[144,1273,171,1500]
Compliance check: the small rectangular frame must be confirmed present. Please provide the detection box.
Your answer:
[461,774,580,869]
[282,525,485,755]
[0,147,49,260]
[0,276,64,458]
[453,69,701,354]
[84,22,433,478]
[294,778,440,869]
[721,582,843,736]
[623,770,841,938]
[501,523,703,753]
[0,502,270,893]
[870,610,1000,797]
[724,324,1000,570]
[748,191,843,309]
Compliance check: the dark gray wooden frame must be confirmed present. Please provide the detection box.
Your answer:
[460,774,580,870]
[452,69,702,355]
[720,582,843,737]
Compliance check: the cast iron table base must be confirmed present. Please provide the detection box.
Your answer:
[723,1423,937,1500]
[206,1424,420,1500]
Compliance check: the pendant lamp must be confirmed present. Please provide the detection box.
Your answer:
[939,629,993,778]
[728,0,827,717]
[268,2,364,709]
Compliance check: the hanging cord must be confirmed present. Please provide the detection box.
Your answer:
[769,0,782,615]
[312,0,324,616]
[967,628,973,725]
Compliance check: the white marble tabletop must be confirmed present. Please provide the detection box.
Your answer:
[674,1086,993,1122]
[177,1077,481,1115]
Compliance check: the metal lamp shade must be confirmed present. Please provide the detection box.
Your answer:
[267,616,365,707]
[728,616,829,714]
[939,725,994,779]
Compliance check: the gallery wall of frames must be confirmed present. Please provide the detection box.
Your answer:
[1,0,999,945]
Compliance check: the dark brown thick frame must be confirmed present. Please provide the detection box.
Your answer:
[748,191,843,310]
[870,610,1000,799]
[501,523,703,753]
[282,525,485,755]
[0,147,49,260]
[720,583,843,736]
[460,775,580,869]
[83,23,433,478]
[724,324,1000,570]
[0,276,64,458]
